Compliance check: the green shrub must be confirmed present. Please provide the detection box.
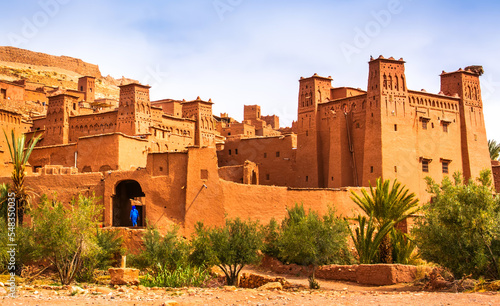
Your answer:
[277,204,352,288]
[391,230,418,265]
[190,218,264,286]
[95,229,124,269]
[262,218,280,258]
[30,194,102,285]
[413,171,500,279]
[131,224,192,285]
[141,265,210,288]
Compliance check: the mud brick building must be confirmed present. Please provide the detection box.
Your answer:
[0,54,493,235]
[219,56,492,199]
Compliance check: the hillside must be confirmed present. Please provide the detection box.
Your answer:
[0,47,139,100]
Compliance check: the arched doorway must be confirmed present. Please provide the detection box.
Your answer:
[112,180,145,227]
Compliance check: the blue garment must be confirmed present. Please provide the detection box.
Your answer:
[130,206,139,226]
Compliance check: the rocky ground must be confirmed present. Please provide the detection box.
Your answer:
[1,268,500,306]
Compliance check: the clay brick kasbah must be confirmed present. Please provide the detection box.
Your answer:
[0,54,494,235]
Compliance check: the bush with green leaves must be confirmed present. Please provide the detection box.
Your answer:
[131,224,206,288]
[275,204,352,288]
[140,265,210,288]
[76,228,124,283]
[413,170,500,279]
[190,218,264,286]
[29,194,103,285]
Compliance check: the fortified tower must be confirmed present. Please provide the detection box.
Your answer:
[440,68,490,180]
[364,56,408,185]
[117,83,152,136]
[44,93,78,145]
[182,97,216,147]
[78,76,95,103]
[295,74,332,187]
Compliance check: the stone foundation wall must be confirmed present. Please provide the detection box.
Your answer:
[260,255,417,286]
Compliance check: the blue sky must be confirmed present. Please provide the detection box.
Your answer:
[1,0,500,141]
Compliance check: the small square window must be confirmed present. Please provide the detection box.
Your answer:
[228,149,231,155]
[370,166,374,173]
[200,169,209,180]
[422,121,428,130]
[394,124,397,131]
[235,149,238,155]
[306,176,309,182]
[442,161,449,174]
[443,124,448,133]
[266,174,270,180]
[264,153,267,158]
[276,151,280,158]
[422,160,429,172]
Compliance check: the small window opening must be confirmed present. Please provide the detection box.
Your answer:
[422,160,429,172]
[442,161,449,174]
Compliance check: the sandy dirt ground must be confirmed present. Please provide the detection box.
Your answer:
[1,268,499,306]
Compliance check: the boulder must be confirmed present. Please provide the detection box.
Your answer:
[108,268,140,286]
[258,282,283,290]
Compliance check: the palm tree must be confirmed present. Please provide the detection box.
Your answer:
[488,139,500,161]
[350,178,419,263]
[4,130,41,225]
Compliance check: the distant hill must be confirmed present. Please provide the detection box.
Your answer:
[0,46,102,78]
[0,46,139,100]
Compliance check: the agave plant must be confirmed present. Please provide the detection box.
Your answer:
[4,130,41,225]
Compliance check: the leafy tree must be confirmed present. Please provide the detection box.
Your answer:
[277,204,352,288]
[350,178,419,263]
[488,139,500,161]
[413,170,500,279]
[4,130,41,225]
[191,218,264,286]
[30,194,102,285]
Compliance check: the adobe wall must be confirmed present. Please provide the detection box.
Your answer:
[101,169,187,234]
[0,110,31,166]
[219,165,244,184]
[218,135,297,186]
[0,172,105,212]
[0,81,25,100]
[220,182,363,225]
[29,143,77,168]
[0,47,102,78]
[24,89,48,105]
[69,111,118,142]
[382,91,463,201]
